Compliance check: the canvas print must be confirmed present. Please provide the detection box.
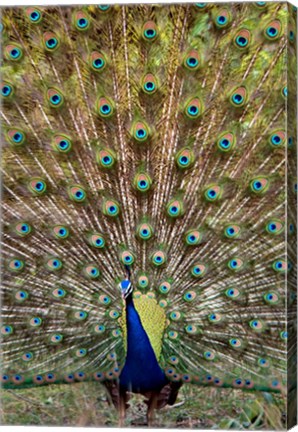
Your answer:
[0,2,297,429]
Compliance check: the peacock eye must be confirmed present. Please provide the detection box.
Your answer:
[183,291,196,302]
[6,44,23,61]
[204,184,222,202]
[120,250,135,266]
[280,331,287,340]
[133,171,152,192]
[87,233,106,249]
[151,250,166,267]
[264,20,282,40]
[94,58,103,68]
[145,81,154,91]
[175,147,195,169]
[142,21,158,41]
[185,229,202,246]
[46,257,63,271]
[31,11,40,21]
[68,185,86,203]
[83,264,101,279]
[132,121,150,142]
[188,105,198,116]
[8,258,25,272]
[1,83,13,98]
[1,325,14,335]
[224,224,241,239]
[102,105,110,114]
[250,177,269,195]
[29,317,42,327]
[44,32,60,51]
[47,88,64,108]
[14,221,32,237]
[282,86,287,98]
[236,36,247,46]
[52,288,67,299]
[183,49,200,70]
[191,263,206,278]
[97,97,114,118]
[98,5,110,11]
[233,93,243,104]
[60,140,68,149]
[272,259,287,273]
[97,148,117,169]
[74,11,90,31]
[53,225,69,239]
[142,73,158,94]
[217,15,227,25]
[166,199,184,218]
[214,9,232,28]
[225,287,241,300]
[26,7,42,23]
[266,219,283,235]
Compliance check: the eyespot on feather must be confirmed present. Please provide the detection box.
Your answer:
[183,49,201,71]
[47,88,64,108]
[216,131,236,152]
[166,198,185,218]
[96,148,117,169]
[142,73,158,94]
[43,32,60,52]
[5,44,23,61]
[102,198,120,217]
[234,29,251,49]
[229,86,247,107]
[28,178,47,196]
[90,51,107,72]
[6,128,26,147]
[67,185,87,203]
[269,130,285,148]
[214,8,232,28]
[52,134,73,153]
[250,177,270,195]
[133,172,152,192]
[87,232,106,249]
[191,263,207,278]
[151,250,167,267]
[175,147,195,169]
[73,10,91,31]
[264,20,282,41]
[142,21,158,41]
[1,81,14,99]
[96,96,114,118]
[25,7,42,23]
[184,97,204,119]
[136,222,154,240]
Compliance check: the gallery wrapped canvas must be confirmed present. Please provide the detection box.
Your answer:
[0,2,297,429]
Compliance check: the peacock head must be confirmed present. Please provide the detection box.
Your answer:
[119,279,133,299]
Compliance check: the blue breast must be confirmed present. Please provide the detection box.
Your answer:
[119,296,168,393]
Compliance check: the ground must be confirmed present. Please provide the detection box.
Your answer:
[1,383,286,429]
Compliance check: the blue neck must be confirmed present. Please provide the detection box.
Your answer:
[119,294,167,393]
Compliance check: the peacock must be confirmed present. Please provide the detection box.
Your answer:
[1,1,297,428]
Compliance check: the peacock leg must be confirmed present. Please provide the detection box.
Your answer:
[146,393,158,427]
[118,390,127,427]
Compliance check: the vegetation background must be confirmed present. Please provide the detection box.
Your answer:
[1,383,286,429]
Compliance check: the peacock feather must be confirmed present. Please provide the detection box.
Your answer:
[1,2,297,428]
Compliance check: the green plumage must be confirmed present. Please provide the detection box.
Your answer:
[1,2,297,427]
